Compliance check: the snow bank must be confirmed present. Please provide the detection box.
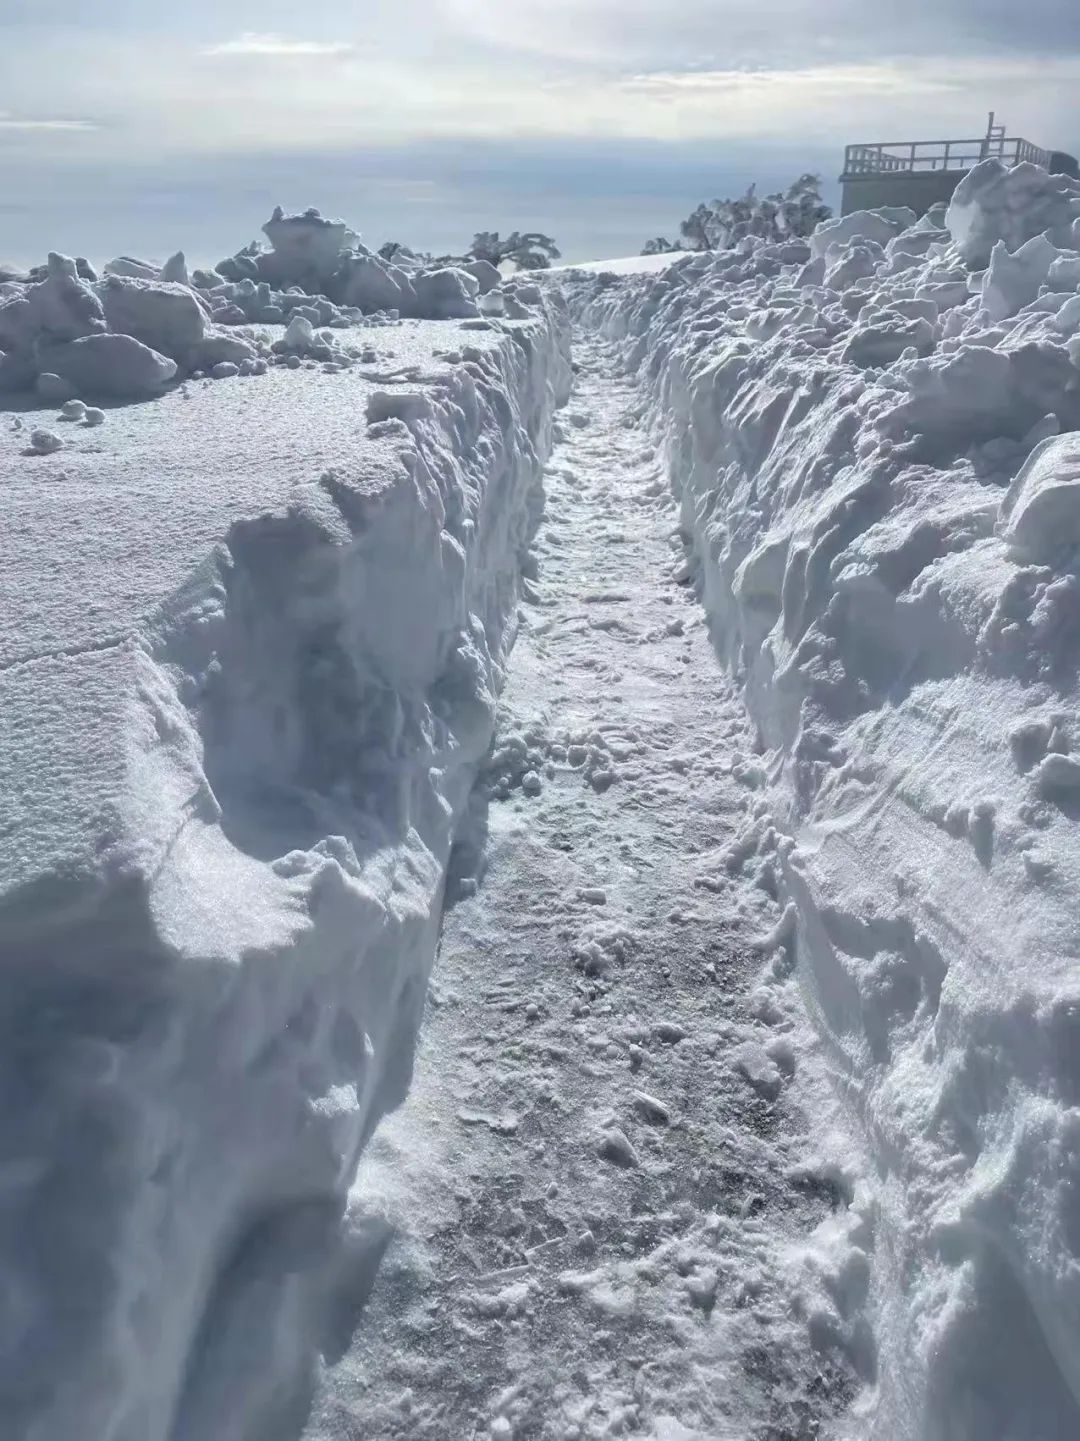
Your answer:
[0,296,570,1439]
[572,161,1080,1439]
[0,207,537,399]
[213,206,481,322]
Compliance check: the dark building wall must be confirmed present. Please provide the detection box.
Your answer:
[840,169,965,217]
[841,152,1080,218]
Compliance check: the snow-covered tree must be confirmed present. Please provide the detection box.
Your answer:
[468,230,561,270]
[678,204,716,254]
[672,175,831,253]
[641,237,679,256]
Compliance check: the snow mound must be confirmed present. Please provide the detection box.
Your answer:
[1,206,532,400]
[572,164,1080,1439]
[0,294,570,1440]
[212,206,490,323]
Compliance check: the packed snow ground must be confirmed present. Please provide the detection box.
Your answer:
[0,266,569,1440]
[304,336,869,1441]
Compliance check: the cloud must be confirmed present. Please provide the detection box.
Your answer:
[439,0,1080,70]
[0,112,98,131]
[204,33,355,57]
[0,6,1075,164]
[618,64,953,98]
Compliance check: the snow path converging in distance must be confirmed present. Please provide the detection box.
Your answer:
[305,336,873,1441]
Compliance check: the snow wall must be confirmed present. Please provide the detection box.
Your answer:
[572,159,1080,1440]
[0,294,570,1437]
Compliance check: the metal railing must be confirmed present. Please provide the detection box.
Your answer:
[842,136,1050,178]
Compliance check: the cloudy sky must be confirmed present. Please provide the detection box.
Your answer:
[2,0,1078,264]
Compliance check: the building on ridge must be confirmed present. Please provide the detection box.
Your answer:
[839,112,1079,217]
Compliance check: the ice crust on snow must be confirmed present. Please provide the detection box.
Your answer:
[0,283,570,1439]
[573,156,1080,1438]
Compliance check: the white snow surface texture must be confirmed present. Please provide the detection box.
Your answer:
[573,158,1080,1440]
[0,290,570,1436]
[0,207,501,400]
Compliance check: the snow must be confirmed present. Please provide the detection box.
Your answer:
[8,162,1080,1441]
[946,159,1080,268]
[1000,434,1080,562]
[304,342,862,1440]
[807,207,917,260]
[551,252,696,277]
[571,163,1080,1438]
[1,207,555,403]
[0,284,570,1441]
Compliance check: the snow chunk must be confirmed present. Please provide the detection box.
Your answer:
[191,330,258,370]
[808,207,916,260]
[41,332,177,398]
[28,428,63,455]
[160,250,190,286]
[339,253,414,314]
[282,313,316,352]
[99,276,208,362]
[597,1127,639,1168]
[999,433,1080,561]
[463,258,501,294]
[103,255,160,280]
[35,372,78,404]
[947,159,1080,268]
[980,235,1060,322]
[258,205,359,289]
[412,267,480,320]
[1,257,105,355]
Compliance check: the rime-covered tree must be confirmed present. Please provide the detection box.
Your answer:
[468,230,561,270]
[671,175,831,253]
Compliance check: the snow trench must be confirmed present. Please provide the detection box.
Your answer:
[571,160,1080,1440]
[0,299,570,1441]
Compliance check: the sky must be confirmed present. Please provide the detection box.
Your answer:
[1,0,1079,265]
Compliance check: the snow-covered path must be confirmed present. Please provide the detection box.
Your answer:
[304,338,867,1441]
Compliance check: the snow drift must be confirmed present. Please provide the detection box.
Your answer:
[571,158,1080,1440]
[0,277,570,1438]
